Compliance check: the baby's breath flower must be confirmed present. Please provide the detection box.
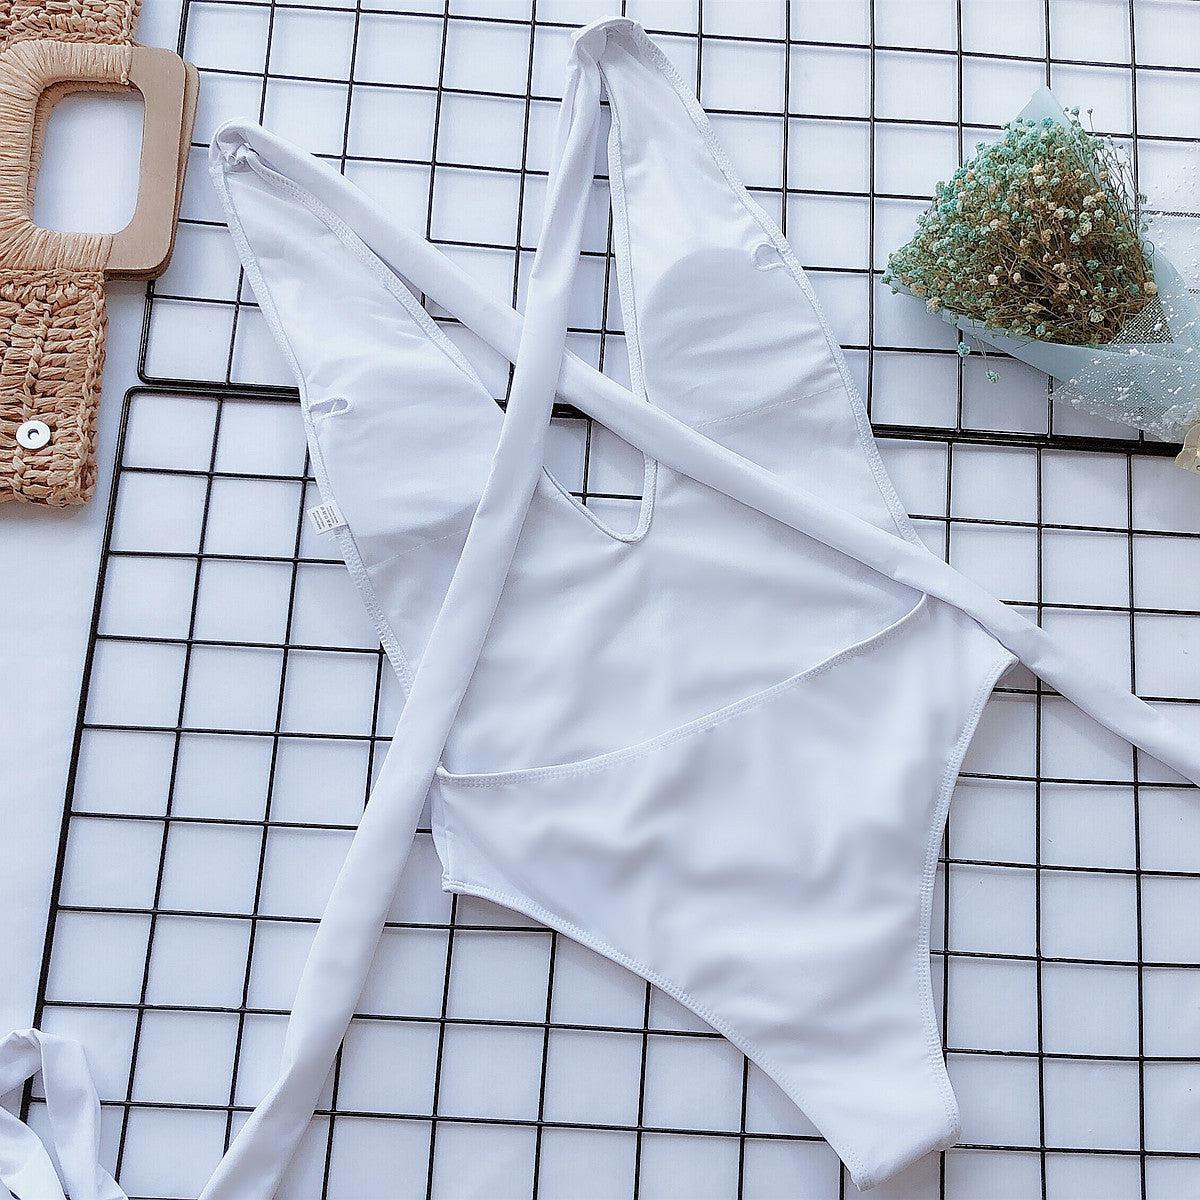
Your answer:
[885,100,1158,347]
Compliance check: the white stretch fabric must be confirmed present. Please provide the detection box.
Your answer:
[198,16,1200,1197]
[0,1030,124,1200]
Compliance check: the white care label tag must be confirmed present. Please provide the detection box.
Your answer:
[307,501,346,534]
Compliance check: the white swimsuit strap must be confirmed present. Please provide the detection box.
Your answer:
[199,38,609,1200]
[0,1030,125,1200]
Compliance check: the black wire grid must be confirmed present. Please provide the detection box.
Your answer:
[26,2,1200,1198]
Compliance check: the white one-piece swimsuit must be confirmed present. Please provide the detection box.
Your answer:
[5,17,1180,1200]
[197,17,1200,1196]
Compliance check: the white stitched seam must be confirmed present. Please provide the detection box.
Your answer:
[363,522,474,577]
[692,385,846,432]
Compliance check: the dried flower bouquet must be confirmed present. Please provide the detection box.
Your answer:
[884,87,1200,471]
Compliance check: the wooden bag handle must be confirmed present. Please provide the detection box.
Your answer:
[0,3,197,506]
[0,38,192,277]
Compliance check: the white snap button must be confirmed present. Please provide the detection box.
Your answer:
[16,419,51,450]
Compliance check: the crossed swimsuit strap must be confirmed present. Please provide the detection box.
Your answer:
[198,19,1200,1198]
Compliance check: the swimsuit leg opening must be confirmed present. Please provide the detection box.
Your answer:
[914,643,1017,1155]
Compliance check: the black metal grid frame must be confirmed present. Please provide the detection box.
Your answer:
[26,3,1200,1199]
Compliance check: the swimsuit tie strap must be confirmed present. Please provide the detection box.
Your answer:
[0,1029,126,1200]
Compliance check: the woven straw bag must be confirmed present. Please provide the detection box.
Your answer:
[0,0,195,505]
